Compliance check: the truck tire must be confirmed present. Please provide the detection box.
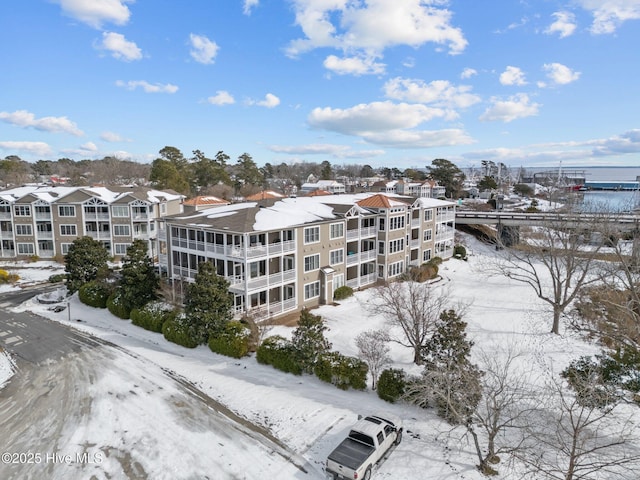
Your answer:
[394,429,403,446]
[363,466,372,480]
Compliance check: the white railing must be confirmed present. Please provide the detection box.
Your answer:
[84,213,110,221]
[346,272,377,289]
[86,231,111,240]
[36,231,53,239]
[35,212,52,220]
[346,226,377,240]
[0,212,11,220]
[411,218,421,227]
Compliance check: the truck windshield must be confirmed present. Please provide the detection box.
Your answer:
[349,431,375,447]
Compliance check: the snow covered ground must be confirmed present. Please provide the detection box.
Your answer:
[0,234,635,479]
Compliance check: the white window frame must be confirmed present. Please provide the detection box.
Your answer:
[388,260,404,277]
[304,281,320,300]
[113,224,131,236]
[58,205,76,217]
[17,243,35,254]
[61,243,73,254]
[15,224,32,235]
[114,243,130,255]
[329,248,344,265]
[304,253,320,272]
[423,249,432,262]
[424,209,433,222]
[329,222,344,239]
[14,205,31,216]
[423,229,432,242]
[304,226,320,244]
[389,238,404,253]
[60,224,77,236]
[112,206,129,217]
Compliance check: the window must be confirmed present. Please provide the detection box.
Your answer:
[330,249,344,265]
[112,206,129,217]
[388,238,405,253]
[304,254,320,272]
[388,260,404,277]
[114,243,130,255]
[160,203,167,215]
[378,241,385,255]
[58,205,76,217]
[60,225,77,236]
[423,249,432,262]
[423,229,432,242]
[14,205,31,216]
[379,218,385,231]
[424,209,433,222]
[17,243,35,255]
[15,224,32,235]
[389,216,405,230]
[304,226,320,244]
[304,281,320,300]
[61,243,72,254]
[330,222,344,239]
[113,225,130,236]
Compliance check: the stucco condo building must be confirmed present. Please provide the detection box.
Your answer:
[159,193,455,321]
[0,185,184,260]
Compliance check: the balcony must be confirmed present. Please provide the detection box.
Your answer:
[346,226,377,240]
[0,230,13,239]
[244,297,297,321]
[346,272,377,289]
[86,231,112,240]
[35,212,52,220]
[84,212,110,221]
[0,212,11,220]
[346,249,377,265]
[230,269,296,292]
[36,231,53,239]
[0,249,16,257]
[411,218,421,227]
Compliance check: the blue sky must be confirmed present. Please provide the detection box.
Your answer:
[1,0,640,171]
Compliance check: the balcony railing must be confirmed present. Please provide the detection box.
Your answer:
[244,298,298,321]
[346,249,377,265]
[35,212,52,220]
[346,272,377,289]
[346,226,377,240]
[86,231,112,240]
[0,249,16,257]
[36,231,53,239]
[84,212,110,221]
[230,269,296,292]
[411,218,421,227]
[0,212,11,220]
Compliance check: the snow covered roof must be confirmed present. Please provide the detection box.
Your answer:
[0,185,183,204]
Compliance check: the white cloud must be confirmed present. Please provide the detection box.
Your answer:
[189,34,219,65]
[207,91,235,106]
[480,93,540,122]
[55,0,133,29]
[591,129,640,155]
[542,63,581,85]
[383,77,481,111]
[460,68,477,79]
[100,131,128,142]
[243,0,259,15]
[98,32,142,61]
[268,143,384,158]
[0,141,52,157]
[323,54,385,76]
[286,0,467,58]
[499,66,527,86]
[577,0,640,34]
[359,128,474,148]
[545,11,577,38]
[115,80,179,93]
[0,110,84,136]
[247,93,280,108]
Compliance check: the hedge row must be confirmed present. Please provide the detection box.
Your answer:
[208,321,250,359]
[314,351,367,390]
[78,280,112,309]
[131,302,175,333]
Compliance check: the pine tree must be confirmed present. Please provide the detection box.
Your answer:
[420,309,483,424]
[291,309,332,373]
[64,236,110,294]
[119,239,158,311]
[184,261,232,344]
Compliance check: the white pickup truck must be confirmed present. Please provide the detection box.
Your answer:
[326,413,403,480]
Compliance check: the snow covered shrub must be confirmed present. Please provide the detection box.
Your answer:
[208,321,250,359]
[131,301,175,333]
[453,244,467,260]
[377,368,406,403]
[48,273,66,283]
[256,335,303,375]
[314,352,368,391]
[333,285,354,301]
[78,280,112,308]
[162,313,199,349]
[107,288,131,319]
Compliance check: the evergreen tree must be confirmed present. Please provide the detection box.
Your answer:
[184,261,232,344]
[64,236,110,294]
[420,309,483,424]
[291,309,332,373]
[234,153,265,192]
[426,158,466,198]
[119,239,159,311]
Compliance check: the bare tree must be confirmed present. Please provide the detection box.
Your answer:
[517,373,640,480]
[486,215,610,334]
[366,280,451,364]
[355,329,391,390]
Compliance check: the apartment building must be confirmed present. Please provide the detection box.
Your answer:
[0,185,184,260]
[159,192,455,321]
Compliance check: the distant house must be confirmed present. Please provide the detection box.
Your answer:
[159,192,456,321]
[397,179,446,198]
[183,195,230,212]
[245,190,286,201]
[300,180,346,195]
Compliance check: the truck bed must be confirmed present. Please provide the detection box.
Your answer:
[327,437,375,471]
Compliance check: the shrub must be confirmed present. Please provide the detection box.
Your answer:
[377,368,407,403]
[453,244,467,260]
[314,352,368,391]
[131,301,175,333]
[78,280,112,308]
[48,273,66,283]
[0,269,19,284]
[163,313,199,348]
[208,321,251,359]
[256,335,303,375]
[409,258,441,282]
[333,285,354,301]
[107,289,131,319]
